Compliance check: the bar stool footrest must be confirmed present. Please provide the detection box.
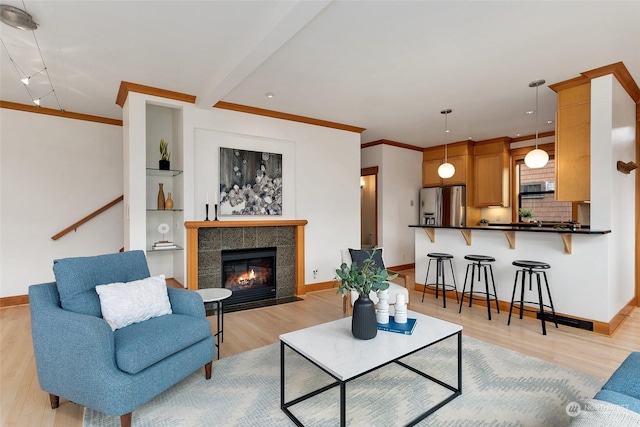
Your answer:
[511,302,555,314]
[460,292,498,303]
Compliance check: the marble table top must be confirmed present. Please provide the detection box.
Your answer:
[280,310,462,381]
[196,288,232,303]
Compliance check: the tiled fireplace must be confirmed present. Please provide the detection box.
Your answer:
[221,247,277,305]
[185,220,307,303]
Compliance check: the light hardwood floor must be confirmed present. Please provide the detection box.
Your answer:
[2,270,638,427]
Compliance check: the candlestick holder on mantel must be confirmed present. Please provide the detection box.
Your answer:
[205,203,210,221]
[214,203,219,221]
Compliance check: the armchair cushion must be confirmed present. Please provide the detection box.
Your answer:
[53,250,150,317]
[113,313,212,374]
[96,274,172,330]
[348,248,385,270]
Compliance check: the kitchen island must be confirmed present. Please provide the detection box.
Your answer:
[409,224,632,334]
[410,224,610,255]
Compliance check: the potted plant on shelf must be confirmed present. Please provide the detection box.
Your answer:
[335,247,397,340]
[159,138,171,170]
[518,208,535,223]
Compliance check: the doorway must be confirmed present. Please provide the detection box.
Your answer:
[361,167,378,248]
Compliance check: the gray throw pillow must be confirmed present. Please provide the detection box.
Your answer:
[348,248,385,271]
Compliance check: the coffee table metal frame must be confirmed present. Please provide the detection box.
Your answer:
[280,313,462,426]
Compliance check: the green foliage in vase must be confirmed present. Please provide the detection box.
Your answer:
[159,138,171,161]
[335,247,398,297]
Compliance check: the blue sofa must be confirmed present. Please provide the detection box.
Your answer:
[571,352,640,425]
[29,250,215,427]
[595,352,640,413]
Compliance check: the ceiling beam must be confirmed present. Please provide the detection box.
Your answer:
[196,1,332,110]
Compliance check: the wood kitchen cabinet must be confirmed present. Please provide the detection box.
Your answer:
[473,137,510,207]
[422,158,443,187]
[422,142,472,187]
[550,81,590,202]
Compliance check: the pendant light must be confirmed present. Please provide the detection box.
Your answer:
[524,79,549,169]
[438,109,455,179]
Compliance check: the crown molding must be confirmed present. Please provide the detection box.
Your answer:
[116,81,196,108]
[510,130,555,143]
[361,139,423,152]
[0,100,122,126]
[549,62,640,103]
[214,101,366,134]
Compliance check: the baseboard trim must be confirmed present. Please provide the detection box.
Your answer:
[414,283,633,336]
[305,281,337,293]
[387,263,415,271]
[0,294,29,308]
[593,297,636,335]
[2,277,184,308]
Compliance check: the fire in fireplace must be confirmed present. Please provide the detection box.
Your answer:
[221,247,276,306]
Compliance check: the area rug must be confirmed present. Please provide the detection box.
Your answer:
[84,335,602,426]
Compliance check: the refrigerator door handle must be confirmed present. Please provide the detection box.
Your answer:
[436,188,443,226]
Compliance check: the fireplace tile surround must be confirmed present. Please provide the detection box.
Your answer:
[185,220,307,297]
[198,227,295,300]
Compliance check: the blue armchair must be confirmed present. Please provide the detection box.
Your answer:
[29,250,215,427]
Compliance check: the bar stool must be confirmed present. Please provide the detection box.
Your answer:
[508,260,558,335]
[458,254,500,320]
[422,252,458,308]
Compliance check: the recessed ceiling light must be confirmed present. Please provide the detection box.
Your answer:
[546,120,553,124]
[515,133,522,137]
[525,110,534,115]
[266,92,275,99]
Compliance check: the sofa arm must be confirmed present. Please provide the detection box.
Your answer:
[29,283,121,395]
[167,287,205,318]
[600,352,640,402]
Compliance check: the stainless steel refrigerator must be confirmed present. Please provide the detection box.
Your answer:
[419,186,466,226]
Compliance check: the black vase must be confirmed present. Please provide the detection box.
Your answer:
[159,160,170,170]
[352,294,377,340]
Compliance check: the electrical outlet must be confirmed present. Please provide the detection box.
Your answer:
[313,269,318,279]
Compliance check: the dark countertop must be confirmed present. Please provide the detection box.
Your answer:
[408,224,611,235]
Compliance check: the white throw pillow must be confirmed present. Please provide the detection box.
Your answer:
[96,274,172,330]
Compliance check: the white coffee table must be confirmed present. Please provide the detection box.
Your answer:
[196,288,232,359]
[279,310,462,426]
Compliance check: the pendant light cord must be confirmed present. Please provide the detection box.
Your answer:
[441,108,452,162]
[444,112,448,162]
[535,83,539,149]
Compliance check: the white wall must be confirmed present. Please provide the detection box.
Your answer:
[1,103,361,297]
[185,107,361,286]
[0,109,123,297]
[590,75,637,319]
[414,228,611,321]
[362,143,423,267]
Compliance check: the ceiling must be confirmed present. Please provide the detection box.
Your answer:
[1,1,639,147]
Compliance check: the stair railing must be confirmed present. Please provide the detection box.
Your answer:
[51,195,124,241]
